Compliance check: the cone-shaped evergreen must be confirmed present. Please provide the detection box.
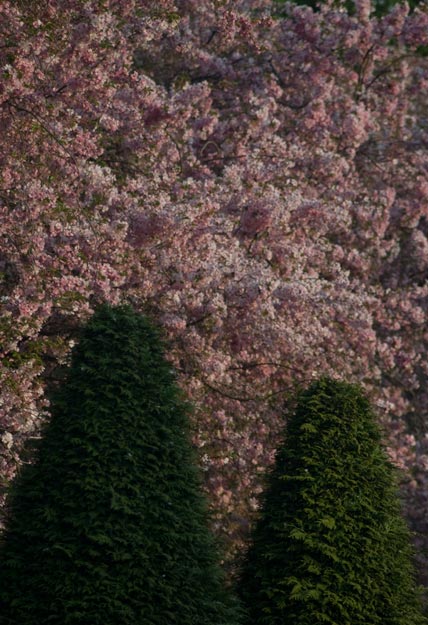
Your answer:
[0,304,242,625]
[238,377,426,625]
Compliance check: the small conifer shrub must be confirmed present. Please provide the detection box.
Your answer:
[0,304,242,625]
[238,377,426,625]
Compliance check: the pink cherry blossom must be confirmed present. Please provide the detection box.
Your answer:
[1,0,428,585]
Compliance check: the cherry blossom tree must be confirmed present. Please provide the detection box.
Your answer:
[1,0,428,585]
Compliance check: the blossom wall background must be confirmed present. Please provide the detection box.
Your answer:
[1,0,428,584]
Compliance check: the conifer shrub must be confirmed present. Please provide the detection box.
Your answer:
[238,377,426,625]
[0,304,242,625]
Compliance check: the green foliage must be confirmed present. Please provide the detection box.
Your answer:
[0,304,242,625]
[238,378,426,625]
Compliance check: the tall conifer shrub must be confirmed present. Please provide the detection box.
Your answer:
[238,377,426,625]
[0,304,242,625]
